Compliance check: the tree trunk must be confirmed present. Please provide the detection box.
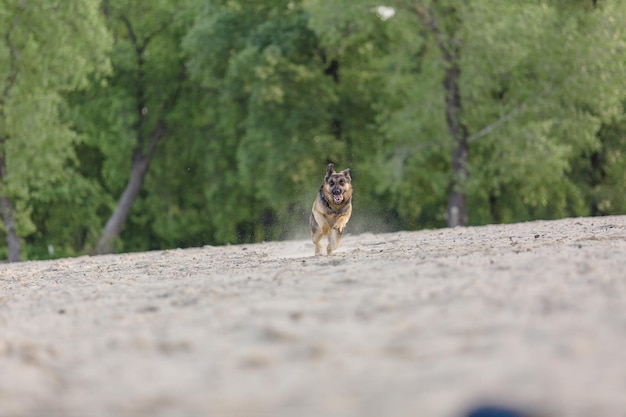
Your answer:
[1,18,21,261]
[96,121,164,254]
[0,152,21,262]
[0,195,21,262]
[443,65,469,227]
[96,150,153,254]
[414,5,469,227]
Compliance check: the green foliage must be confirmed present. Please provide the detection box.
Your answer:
[4,0,626,259]
[69,0,206,253]
[460,0,626,224]
[379,0,626,227]
[0,0,111,259]
[183,0,400,242]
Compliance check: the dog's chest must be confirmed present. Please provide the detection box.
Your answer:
[322,210,344,226]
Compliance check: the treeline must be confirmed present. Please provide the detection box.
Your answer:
[1,0,625,261]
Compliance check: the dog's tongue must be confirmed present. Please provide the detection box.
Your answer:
[333,193,344,204]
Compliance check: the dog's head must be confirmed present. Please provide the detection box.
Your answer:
[323,163,352,205]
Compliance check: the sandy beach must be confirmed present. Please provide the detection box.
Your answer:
[1,216,626,417]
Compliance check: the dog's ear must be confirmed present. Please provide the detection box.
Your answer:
[341,168,351,182]
[325,163,335,181]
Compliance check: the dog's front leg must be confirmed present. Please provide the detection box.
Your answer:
[310,213,324,255]
[327,226,344,255]
[313,231,324,255]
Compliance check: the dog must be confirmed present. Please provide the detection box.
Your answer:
[310,163,352,255]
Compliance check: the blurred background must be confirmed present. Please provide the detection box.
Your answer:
[1,0,625,261]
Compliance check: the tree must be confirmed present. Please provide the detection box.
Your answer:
[10,0,626,259]
[413,2,468,227]
[462,0,626,223]
[82,0,196,254]
[381,0,626,228]
[0,0,111,261]
[184,0,396,242]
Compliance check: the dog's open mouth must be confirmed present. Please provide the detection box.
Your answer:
[332,190,344,204]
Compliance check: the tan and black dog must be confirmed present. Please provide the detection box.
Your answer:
[310,163,352,255]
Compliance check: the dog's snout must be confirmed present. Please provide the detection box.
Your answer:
[332,188,342,195]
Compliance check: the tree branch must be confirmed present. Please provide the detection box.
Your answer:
[467,76,574,143]
[120,13,172,54]
[412,2,454,62]
[119,14,144,53]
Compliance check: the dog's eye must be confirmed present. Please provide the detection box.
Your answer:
[339,180,345,186]
[329,181,335,187]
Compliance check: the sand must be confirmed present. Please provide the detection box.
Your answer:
[1,216,626,417]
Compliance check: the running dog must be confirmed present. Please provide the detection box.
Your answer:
[310,163,352,255]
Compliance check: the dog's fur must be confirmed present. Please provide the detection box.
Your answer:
[310,163,352,255]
